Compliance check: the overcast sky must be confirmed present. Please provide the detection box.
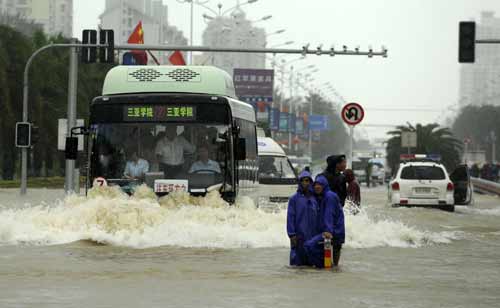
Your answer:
[73,0,500,142]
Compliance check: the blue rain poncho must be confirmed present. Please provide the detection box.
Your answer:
[286,171,319,266]
[302,175,345,268]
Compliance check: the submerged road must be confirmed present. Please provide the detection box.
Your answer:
[0,187,499,308]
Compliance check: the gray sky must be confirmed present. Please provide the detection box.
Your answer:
[73,0,500,142]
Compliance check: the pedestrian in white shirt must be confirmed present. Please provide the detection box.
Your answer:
[189,146,221,174]
[155,126,196,176]
[124,150,149,180]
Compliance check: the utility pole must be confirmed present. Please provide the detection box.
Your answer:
[288,65,294,151]
[190,1,194,64]
[64,41,78,194]
[491,131,497,163]
[308,94,313,158]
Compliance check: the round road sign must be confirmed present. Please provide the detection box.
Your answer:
[341,103,365,126]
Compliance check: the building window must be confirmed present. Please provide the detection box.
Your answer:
[17,0,27,5]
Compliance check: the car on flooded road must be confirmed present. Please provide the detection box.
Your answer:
[388,155,472,212]
[254,137,297,208]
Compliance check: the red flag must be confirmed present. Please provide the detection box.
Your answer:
[127,21,148,65]
[128,21,144,44]
[169,50,186,66]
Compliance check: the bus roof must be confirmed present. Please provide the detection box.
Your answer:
[102,65,237,98]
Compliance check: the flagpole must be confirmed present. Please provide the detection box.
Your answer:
[190,1,194,64]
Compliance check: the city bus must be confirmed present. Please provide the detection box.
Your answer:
[71,65,258,203]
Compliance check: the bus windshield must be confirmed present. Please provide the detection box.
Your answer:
[90,122,231,194]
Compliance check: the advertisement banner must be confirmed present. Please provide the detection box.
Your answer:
[269,108,280,131]
[295,117,304,135]
[233,68,274,122]
[233,68,274,100]
[309,115,329,131]
[279,113,289,132]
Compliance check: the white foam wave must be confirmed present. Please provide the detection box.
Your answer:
[343,200,462,248]
[0,187,460,249]
[456,206,500,217]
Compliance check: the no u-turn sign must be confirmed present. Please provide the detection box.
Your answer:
[341,103,364,126]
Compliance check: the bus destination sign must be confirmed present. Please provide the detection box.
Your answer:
[124,105,196,121]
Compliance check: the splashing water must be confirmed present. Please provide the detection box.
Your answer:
[0,186,460,249]
[456,206,500,217]
[343,200,461,248]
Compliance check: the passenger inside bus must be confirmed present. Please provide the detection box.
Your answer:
[123,149,149,180]
[155,125,196,177]
[95,142,122,178]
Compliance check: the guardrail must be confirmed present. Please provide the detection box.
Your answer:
[471,177,500,196]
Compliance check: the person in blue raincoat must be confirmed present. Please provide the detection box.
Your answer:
[286,170,319,266]
[303,174,345,268]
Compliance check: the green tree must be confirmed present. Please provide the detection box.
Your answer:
[0,25,111,179]
[386,123,462,173]
[452,105,500,163]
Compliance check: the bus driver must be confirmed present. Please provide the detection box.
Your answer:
[155,125,196,176]
[189,146,221,174]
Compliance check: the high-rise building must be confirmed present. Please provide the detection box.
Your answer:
[99,0,186,63]
[0,0,72,37]
[459,11,500,107]
[201,8,266,75]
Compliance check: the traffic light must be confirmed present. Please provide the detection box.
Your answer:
[15,122,31,148]
[99,29,115,64]
[30,125,39,146]
[459,21,476,63]
[81,29,97,63]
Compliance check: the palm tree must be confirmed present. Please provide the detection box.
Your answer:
[386,123,462,174]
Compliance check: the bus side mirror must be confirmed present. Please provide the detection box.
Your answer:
[65,137,78,160]
[235,138,246,161]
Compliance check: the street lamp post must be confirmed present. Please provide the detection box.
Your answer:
[178,0,260,64]
[176,0,212,64]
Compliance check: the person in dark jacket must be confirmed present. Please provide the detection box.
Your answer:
[322,154,347,207]
[286,170,319,266]
[345,169,361,207]
[303,174,345,268]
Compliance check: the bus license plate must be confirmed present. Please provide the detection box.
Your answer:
[154,180,189,193]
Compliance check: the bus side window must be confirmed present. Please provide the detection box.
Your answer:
[235,118,257,183]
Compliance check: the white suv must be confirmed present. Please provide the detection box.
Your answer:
[388,158,455,212]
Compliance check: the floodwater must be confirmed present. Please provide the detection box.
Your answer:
[0,185,499,308]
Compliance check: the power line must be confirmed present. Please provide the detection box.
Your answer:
[365,108,442,112]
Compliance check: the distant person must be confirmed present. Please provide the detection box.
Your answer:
[470,164,480,178]
[124,150,149,180]
[491,163,498,182]
[302,174,344,268]
[365,162,372,187]
[286,170,319,266]
[322,155,347,207]
[345,169,361,207]
[188,146,221,174]
[155,126,196,176]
